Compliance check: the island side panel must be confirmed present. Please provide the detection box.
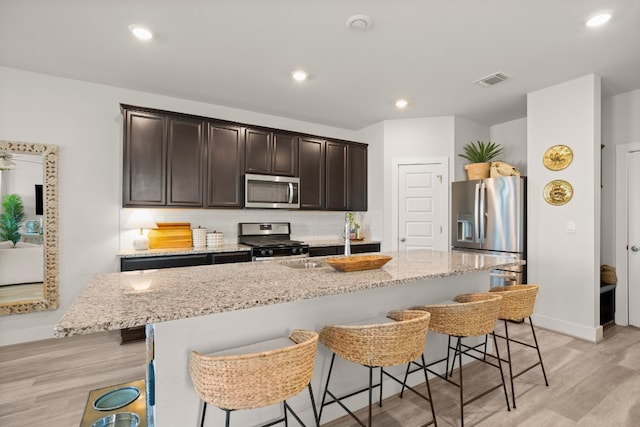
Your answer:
[153,271,489,427]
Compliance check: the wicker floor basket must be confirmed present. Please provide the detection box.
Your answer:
[601,265,617,285]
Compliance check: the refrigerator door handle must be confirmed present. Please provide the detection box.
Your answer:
[479,182,486,243]
[474,183,481,242]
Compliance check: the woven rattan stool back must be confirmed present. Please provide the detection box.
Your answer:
[489,284,539,321]
[411,293,503,337]
[189,329,318,411]
[319,310,431,367]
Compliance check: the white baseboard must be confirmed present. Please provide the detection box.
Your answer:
[531,313,603,342]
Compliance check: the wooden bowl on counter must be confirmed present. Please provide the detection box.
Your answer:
[324,255,393,272]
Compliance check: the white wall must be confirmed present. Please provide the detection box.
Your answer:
[601,89,640,265]
[0,66,362,345]
[380,117,456,250]
[454,117,491,181]
[527,74,602,341]
[355,121,385,245]
[490,117,528,175]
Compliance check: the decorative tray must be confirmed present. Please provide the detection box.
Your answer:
[325,255,393,272]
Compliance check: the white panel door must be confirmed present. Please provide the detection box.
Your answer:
[398,163,446,252]
[629,150,640,327]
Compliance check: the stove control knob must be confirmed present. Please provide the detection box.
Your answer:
[268,249,274,256]
[259,249,267,256]
[292,247,298,254]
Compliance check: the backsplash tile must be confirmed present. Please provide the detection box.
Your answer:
[119,208,382,250]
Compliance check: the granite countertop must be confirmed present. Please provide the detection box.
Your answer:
[55,249,523,337]
[117,240,379,258]
[117,244,251,258]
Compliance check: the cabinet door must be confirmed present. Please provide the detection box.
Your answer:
[123,110,166,206]
[245,128,272,174]
[167,117,205,206]
[348,143,368,211]
[350,243,380,254]
[325,141,348,210]
[206,123,245,207]
[299,137,325,209]
[272,132,298,176]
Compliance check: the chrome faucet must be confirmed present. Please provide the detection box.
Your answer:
[344,214,351,256]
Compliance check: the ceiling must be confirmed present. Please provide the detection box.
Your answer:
[1,0,639,130]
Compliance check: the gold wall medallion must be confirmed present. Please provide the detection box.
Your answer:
[543,145,573,171]
[544,179,573,206]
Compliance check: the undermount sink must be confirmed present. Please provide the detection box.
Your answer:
[282,260,327,269]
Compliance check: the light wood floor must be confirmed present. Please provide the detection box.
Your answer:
[0,324,638,427]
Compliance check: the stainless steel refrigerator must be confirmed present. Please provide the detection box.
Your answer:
[451,176,526,287]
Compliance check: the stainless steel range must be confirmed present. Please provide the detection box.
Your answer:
[238,222,309,261]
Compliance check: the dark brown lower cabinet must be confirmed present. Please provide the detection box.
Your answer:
[308,243,380,257]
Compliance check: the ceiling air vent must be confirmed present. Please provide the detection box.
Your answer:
[474,72,509,87]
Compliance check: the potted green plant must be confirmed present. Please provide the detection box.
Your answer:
[0,193,25,244]
[459,140,504,179]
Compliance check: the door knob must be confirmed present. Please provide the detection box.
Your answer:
[400,237,406,242]
[632,245,640,252]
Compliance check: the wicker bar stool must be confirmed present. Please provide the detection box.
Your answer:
[404,293,510,427]
[318,310,437,427]
[189,329,319,427]
[488,284,549,409]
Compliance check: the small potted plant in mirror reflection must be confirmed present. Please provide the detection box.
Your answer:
[459,140,504,180]
[0,194,25,245]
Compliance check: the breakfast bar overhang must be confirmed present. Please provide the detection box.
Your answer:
[55,250,524,426]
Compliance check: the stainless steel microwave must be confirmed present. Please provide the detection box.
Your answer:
[245,174,300,209]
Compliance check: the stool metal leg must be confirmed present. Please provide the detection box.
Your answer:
[307,384,320,427]
[492,331,511,412]
[503,320,516,408]
[421,354,438,427]
[368,366,373,427]
[224,409,231,427]
[318,353,336,424]
[199,401,207,427]
[378,367,383,407]
[455,337,464,427]
[529,317,549,386]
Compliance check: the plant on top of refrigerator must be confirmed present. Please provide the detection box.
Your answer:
[459,140,504,164]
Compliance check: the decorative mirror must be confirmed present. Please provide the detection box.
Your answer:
[0,141,59,315]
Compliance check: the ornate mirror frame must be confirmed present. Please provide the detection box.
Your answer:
[0,141,59,315]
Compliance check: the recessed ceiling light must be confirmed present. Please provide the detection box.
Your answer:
[291,70,308,82]
[129,25,153,41]
[586,13,612,27]
[395,99,408,109]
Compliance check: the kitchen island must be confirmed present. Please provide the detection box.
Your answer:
[55,249,523,426]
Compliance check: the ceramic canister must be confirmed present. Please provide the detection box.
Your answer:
[192,228,207,248]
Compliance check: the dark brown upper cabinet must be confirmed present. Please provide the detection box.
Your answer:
[245,128,298,176]
[167,117,205,206]
[325,140,368,211]
[206,123,245,208]
[325,141,348,210]
[298,137,325,210]
[122,104,366,211]
[123,106,205,207]
[123,109,167,206]
[348,143,368,211]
